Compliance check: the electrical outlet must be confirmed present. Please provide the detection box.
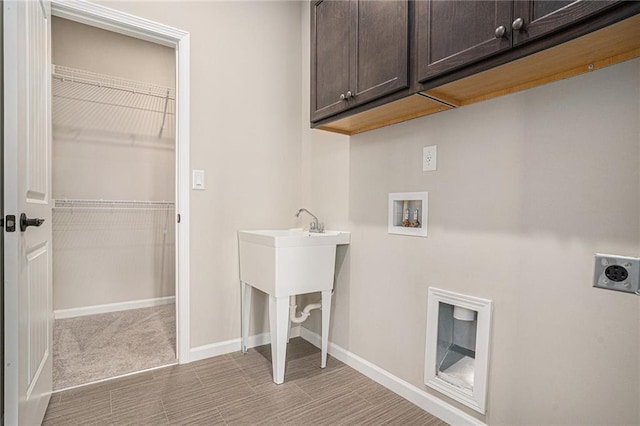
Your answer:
[423,145,437,171]
[593,254,640,295]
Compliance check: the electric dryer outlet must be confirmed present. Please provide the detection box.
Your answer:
[593,254,640,295]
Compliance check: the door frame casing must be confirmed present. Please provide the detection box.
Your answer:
[49,0,191,363]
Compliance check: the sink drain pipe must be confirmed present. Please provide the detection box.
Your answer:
[289,295,321,323]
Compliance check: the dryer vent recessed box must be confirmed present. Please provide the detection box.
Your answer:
[593,254,640,295]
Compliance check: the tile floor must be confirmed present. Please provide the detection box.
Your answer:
[44,338,447,425]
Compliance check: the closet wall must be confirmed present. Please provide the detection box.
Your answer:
[51,17,176,311]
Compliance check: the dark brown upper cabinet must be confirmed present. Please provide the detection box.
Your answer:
[416,1,513,83]
[311,0,351,121]
[512,1,620,46]
[311,0,639,135]
[311,0,409,122]
[416,0,623,83]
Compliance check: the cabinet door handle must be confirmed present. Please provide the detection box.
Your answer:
[512,17,524,31]
[340,93,346,101]
[345,90,353,99]
[495,25,506,38]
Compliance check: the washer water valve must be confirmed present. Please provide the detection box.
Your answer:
[593,254,640,295]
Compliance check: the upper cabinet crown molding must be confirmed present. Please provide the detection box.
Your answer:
[311,0,640,136]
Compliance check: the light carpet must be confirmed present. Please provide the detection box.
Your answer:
[53,304,176,390]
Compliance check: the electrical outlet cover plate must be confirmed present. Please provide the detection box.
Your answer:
[593,254,640,295]
[423,145,437,172]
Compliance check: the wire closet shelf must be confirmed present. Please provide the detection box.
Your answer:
[52,65,176,101]
[54,199,175,211]
[52,65,176,139]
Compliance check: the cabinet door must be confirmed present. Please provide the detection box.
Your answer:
[311,0,351,121]
[512,0,620,45]
[350,0,409,106]
[417,0,512,82]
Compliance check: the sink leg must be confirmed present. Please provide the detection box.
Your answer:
[321,290,332,368]
[269,295,289,384]
[241,282,252,353]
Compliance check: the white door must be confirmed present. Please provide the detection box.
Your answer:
[4,0,53,424]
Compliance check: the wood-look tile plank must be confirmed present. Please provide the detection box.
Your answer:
[253,337,321,363]
[232,348,345,388]
[200,375,257,406]
[44,384,111,426]
[43,412,113,426]
[163,407,226,426]
[193,355,245,385]
[229,348,272,369]
[349,378,404,406]
[42,397,112,426]
[295,364,370,400]
[278,388,371,425]
[151,363,196,379]
[161,385,220,423]
[231,349,275,388]
[283,353,345,382]
[57,381,112,404]
[386,399,449,426]
[108,411,169,426]
[109,369,200,410]
[57,371,156,399]
[111,397,165,422]
[217,382,313,425]
[344,397,447,426]
[49,392,62,404]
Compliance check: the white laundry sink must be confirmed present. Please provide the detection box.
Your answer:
[238,228,350,384]
[238,228,350,247]
[238,228,350,297]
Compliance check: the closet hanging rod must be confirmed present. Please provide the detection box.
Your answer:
[52,65,176,101]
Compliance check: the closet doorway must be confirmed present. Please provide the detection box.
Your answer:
[50,15,181,391]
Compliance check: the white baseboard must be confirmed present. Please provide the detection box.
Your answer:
[189,326,301,363]
[53,296,176,319]
[298,327,486,426]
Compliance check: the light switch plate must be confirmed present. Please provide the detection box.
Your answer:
[593,253,640,295]
[423,145,437,171]
[192,169,205,190]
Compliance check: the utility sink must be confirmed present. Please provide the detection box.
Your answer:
[238,228,350,297]
[238,228,350,384]
[239,228,350,248]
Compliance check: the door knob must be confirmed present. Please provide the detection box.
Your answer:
[495,25,506,38]
[512,17,524,31]
[345,90,353,99]
[340,93,346,101]
[20,213,45,232]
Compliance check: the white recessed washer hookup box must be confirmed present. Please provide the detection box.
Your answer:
[388,192,428,237]
[424,287,493,414]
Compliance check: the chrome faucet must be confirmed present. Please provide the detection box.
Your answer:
[295,208,324,233]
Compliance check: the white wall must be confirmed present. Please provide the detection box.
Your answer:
[51,16,175,88]
[93,1,304,346]
[51,18,177,310]
[300,4,640,419]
